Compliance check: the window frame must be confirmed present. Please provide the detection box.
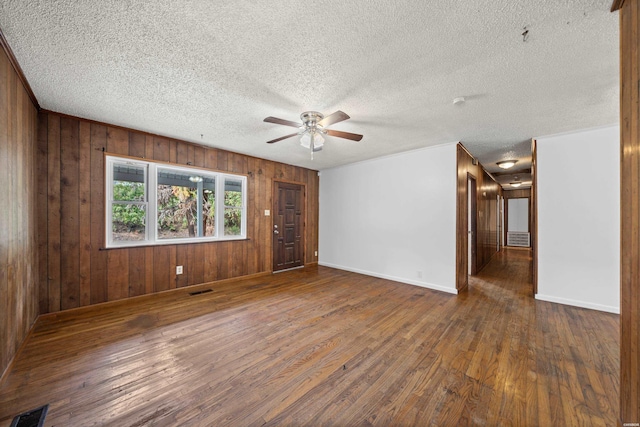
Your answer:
[106,155,247,248]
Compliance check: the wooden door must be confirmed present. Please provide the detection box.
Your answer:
[273,182,304,272]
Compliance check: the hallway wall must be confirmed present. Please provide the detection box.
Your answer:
[456,145,501,290]
[319,143,458,294]
[536,125,619,313]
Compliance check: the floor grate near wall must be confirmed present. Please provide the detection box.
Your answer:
[10,405,48,427]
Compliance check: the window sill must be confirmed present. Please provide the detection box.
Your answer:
[100,237,250,250]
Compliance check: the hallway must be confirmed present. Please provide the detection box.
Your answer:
[463,248,619,425]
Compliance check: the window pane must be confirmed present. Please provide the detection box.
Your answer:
[156,169,216,239]
[224,179,243,207]
[157,183,197,239]
[113,164,145,201]
[224,207,242,236]
[112,204,146,241]
[203,188,216,236]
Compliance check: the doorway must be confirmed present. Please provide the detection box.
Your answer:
[467,174,477,276]
[505,197,530,247]
[273,181,305,272]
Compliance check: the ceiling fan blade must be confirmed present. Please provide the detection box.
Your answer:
[318,110,350,127]
[326,129,363,141]
[264,116,301,128]
[266,133,298,144]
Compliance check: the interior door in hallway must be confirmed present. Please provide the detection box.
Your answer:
[273,182,304,272]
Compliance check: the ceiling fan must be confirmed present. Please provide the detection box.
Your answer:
[264,111,363,158]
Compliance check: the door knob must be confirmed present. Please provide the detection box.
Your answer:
[274,230,279,234]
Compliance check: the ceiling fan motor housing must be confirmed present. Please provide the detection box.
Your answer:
[301,111,324,126]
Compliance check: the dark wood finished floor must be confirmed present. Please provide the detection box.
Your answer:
[0,249,619,426]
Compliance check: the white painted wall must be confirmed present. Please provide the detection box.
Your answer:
[536,125,620,313]
[507,198,529,232]
[319,143,458,294]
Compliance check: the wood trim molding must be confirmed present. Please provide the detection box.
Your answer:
[531,138,538,295]
[619,0,640,423]
[611,0,625,11]
[0,26,40,110]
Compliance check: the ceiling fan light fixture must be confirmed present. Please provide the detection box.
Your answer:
[497,160,518,169]
[300,131,324,149]
[300,132,310,148]
[313,132,324,148]
[189,175,203,183]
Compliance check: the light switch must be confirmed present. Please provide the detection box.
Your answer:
[265,210,270,216]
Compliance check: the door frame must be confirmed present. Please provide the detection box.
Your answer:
[467,173,478,276]
[272,179,307,272]
[503,196,531,248]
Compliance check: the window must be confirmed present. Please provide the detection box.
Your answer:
[106,156,247,248]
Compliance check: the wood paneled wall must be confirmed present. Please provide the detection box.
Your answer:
[0,45,39,379]
[38,111,319,314]
[618,0,640,423]
[456,144,501,291]
[502,189,531,200]
[476,168,501,268]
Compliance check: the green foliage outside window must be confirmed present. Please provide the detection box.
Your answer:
[224,190,242,235]
[112,181,145,231]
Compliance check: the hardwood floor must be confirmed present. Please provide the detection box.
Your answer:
[0,249,619,426]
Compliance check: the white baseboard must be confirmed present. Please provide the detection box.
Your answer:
[535,294,620,314]
[318,262,458,295]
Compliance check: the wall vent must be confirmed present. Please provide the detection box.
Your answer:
[507,232,530,247]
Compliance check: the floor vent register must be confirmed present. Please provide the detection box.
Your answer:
[10,405,48,427]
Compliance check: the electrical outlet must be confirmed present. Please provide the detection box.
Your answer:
[315,251,318,257]
[264,209,270,216]
[176,265,183,275]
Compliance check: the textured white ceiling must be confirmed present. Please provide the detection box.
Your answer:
[0,0,619,177]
